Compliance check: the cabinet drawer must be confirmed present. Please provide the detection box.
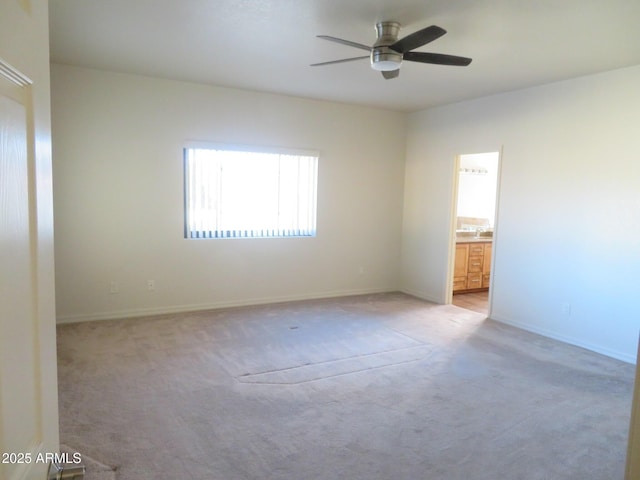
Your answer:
[468,255,483,272]
[453,277,467,291]
[482,273,491,288]
[469,244,485,256]
[466,272,483,289]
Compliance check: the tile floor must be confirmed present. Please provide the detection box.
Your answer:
[452,290,489,315]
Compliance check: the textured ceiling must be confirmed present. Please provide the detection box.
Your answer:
[49,0,640,112]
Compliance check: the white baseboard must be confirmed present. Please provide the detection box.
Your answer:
[56,287,396,324]
[399,288,443,305]
[490,313,636,364]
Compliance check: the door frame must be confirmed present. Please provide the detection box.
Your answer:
[445,148,504,316]
[0,1,60,477]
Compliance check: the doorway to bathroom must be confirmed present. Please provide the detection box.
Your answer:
[448,151,500,316]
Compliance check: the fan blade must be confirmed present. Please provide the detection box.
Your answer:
[381,69,399,80]
[389,25,446,53]
[403,51,472,66]
[317,35,371,52]
[310,56,369,67]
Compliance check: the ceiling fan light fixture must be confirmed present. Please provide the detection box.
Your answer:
[370,48,403,71]
[371,60,402,72]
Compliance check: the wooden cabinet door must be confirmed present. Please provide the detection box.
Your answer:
[482,243,492,288]
[454,244,469,277]
[453,244,469,292]
[483,243,492,275]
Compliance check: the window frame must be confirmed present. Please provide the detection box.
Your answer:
[183,142,319,240]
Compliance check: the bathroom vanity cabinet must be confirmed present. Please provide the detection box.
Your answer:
[453,240,492,293]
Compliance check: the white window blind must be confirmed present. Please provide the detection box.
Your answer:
[184,146,318,239]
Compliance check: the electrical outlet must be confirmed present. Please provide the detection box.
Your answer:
[147,280,155,291]
[561,302,571,316]
[109,281,119,294]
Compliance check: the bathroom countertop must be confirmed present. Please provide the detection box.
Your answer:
[456,236,493,243]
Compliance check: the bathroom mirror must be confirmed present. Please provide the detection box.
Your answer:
[456,152,499,237]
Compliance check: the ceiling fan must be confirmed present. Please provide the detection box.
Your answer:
[311,21,472,79]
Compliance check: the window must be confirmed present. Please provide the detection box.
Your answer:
[184,144,318,239]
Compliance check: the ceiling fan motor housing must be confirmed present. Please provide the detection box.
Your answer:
[312,21,471,78]
[371,21,403,71]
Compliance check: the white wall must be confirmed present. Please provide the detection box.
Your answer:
[402,64,640,362]
[51,65,406,322]
[52,62,640,363]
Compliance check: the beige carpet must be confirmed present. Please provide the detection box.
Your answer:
[60,445,116,480]
[57,293,634,479]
